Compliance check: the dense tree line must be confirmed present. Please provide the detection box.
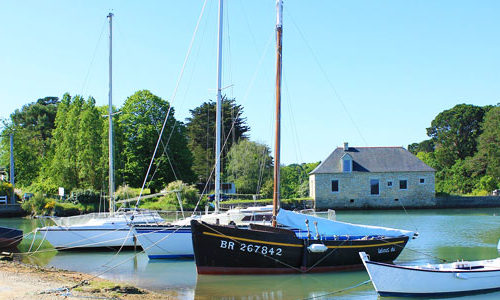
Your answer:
[409,103,500,195]
[2,91,313,205]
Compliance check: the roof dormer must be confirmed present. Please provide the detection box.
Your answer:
[341,153,353,173]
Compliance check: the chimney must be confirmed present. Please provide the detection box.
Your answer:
[343,142,349,151]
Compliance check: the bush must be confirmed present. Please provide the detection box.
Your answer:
[21,192,50,216]
[28,176,59,195]
[0,181,13,197]
[115,184,139,201]
[139,180,200,211]
[477,175,498,193]
[435,191,451,197]
[68,189,102,211]
[54,202,81,216]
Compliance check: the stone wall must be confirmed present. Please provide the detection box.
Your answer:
[0,204,24,217]
[311,171,436,210]
[435,196,500,208]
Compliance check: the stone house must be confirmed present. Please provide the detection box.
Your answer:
[309,143,435,209]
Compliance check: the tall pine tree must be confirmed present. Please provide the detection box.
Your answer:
[186,97,249,184]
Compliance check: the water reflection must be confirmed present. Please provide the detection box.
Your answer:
[1,208,499,300]
[194,272,374,300]
[45,251,195,286]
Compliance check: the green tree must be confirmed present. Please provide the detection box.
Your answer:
[435,159,477,194]
[416,151,439,170]
[0,97,59,186]
[186,97,249,183]
[48,95,84,191]
[280,162,319,199]
[76,97,104,189]
[408,139,434,155]
[226,140,272,195]
[427,104,488,168]
[474,105,500,185]
[120,90,194,193]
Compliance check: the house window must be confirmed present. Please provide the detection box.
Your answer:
[419,178,425,184]
[343,159,352,172]
[370,179,379,195]
[387,181,393,187]
[331,180,339,192]
[399,179,408,190]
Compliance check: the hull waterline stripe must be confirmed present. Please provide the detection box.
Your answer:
[202,231,302,247]
[327,240,405,249]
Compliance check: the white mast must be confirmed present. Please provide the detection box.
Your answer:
[215,0,223,213]
[107,12,115,216]
[9,133,15,204]
[272,0,283,227]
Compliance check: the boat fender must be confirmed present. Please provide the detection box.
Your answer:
[308,243,328,253]
[455,273,468,279]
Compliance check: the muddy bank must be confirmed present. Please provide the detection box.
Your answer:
[0,260,179,299]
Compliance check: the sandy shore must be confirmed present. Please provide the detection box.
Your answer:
[0,260,180,300]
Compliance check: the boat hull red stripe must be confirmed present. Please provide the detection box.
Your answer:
[196,263,367,275]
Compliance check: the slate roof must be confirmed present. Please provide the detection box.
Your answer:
[310,146,435,174]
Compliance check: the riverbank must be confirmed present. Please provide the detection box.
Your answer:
[0,259,178,300]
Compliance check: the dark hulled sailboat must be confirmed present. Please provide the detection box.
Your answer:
[190,0,414,275]
[191,218,410,275]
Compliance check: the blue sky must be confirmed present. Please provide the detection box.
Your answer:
[1,0,499,165]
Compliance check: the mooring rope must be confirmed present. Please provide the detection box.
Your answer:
[299,279,372,300]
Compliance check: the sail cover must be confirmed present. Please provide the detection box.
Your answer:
[277,209,415,238]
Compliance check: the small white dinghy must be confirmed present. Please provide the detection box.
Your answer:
[359,252,500,297]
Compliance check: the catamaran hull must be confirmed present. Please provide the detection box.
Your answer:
[191,220,409,275]
[133,225,193,259]
[360,253,500,297]
[38,226,138,249]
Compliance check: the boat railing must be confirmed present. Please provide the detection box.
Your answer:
[51,212,113,226]
[155,210,204,222]
[46,209,208,226]
[50,209,164,226]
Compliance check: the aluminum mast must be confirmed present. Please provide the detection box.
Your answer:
[107,12,115,216]
[214,0,223,213]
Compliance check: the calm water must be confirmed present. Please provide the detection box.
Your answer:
[1,208,500,299]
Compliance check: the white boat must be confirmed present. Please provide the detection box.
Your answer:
[38,13,164,250]
[38,210,162,249]
[359,252,500,297]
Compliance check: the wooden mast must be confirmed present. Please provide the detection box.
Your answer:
[273,0,283,227]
